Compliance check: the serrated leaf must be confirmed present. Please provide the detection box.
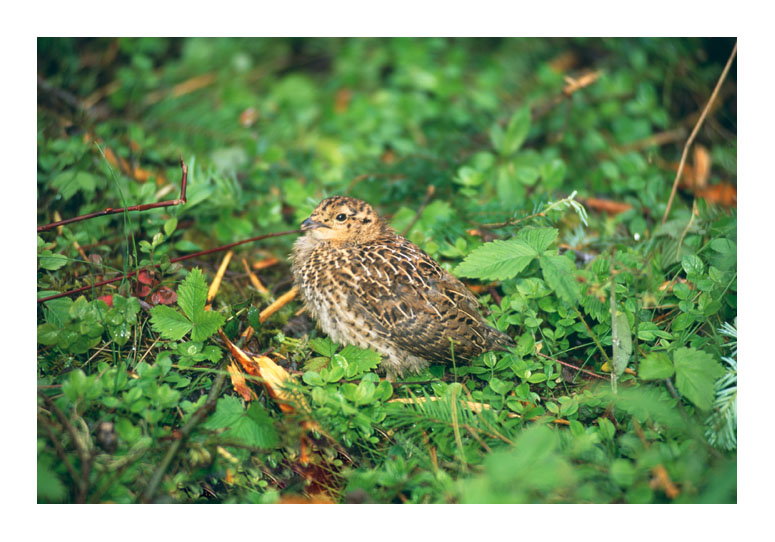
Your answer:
[242,403,279,448]
[177,268,208,321]
[191,310,225,342]
[639,352,674,380]
[340,345,381,372]
[540,254,580,304]
[674,347,725,410]
[202,395,245,429]
[50,170,99,200]
[456,239,537,280]
[150,305,192,341]
[309,337,339,357]
[518,227,558,253]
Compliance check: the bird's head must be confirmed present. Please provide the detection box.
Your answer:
[300,196,386,243]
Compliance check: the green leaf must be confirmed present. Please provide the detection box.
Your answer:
[50,170,99,200]
[309,337,339,357]
[150,305,192,341]
[610,459,636,487]
[190,310,225,342]
[353,380,376,405]
[709,238,736,256]
[247,306,261,331]
[519,227,558,253]
[242,403,279,448]
[612,312,632,377]
[489,123,504,152]
[177,268,209,321]
[501,105,531,155]
[340,345,381,373]
[202,395,245,429]
[540,254,580,305]
[681,254,704,277]
[164,217,178,237]
[673,347,725,410]
[37,461,66,502]
[37,323,60,345]
[202,397,279,448]
[39,252,68,270]
[456,228,556,282]
[639,352,674,380]
[456,238,536,280]
[540,158,567,190]
[302,371,325,386]
[454,166,485,187]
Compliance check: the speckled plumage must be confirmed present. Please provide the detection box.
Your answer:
[291,196,513,379]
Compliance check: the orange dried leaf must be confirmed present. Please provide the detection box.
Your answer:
[227,361,256,402]
[239,107,259,127]
[650,464,680,499]
[582,197,633,216]
[334,88,351,114]
[277,494,334,504]
[697,183,737,208]
[252,257,280,271]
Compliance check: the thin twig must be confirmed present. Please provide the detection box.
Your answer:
[141,371,227,503]
[573,306,612,366]
[536,352,608,380]
[38,158,188,233]
[401,184,435,236]
[37,229,301,303]
[662,41,737,225]
[531,70,603,121]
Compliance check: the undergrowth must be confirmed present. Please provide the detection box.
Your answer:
[37,37,737,503]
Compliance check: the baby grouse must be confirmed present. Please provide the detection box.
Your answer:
[291,196,513,380]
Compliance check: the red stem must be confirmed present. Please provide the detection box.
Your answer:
[37,158,188,233]
[37,229,301,303]
[536,352,608,380]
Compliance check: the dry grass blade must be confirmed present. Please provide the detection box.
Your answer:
[242,287,299,342]
[242,258,268,294]
[206,250,233,307]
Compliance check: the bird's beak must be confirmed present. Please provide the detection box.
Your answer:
[301,217,326,231]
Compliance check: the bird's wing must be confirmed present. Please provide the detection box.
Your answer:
[341,238,511,364]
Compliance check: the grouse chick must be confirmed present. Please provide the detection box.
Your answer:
[291,196,513,380]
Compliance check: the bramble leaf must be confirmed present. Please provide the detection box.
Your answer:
[150,305,192,341]
[674,347,725,410]
[177,268,209,321]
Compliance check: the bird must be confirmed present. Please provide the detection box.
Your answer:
[291,196,513,380]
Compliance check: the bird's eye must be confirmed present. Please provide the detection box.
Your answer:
[335,213,347,222]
